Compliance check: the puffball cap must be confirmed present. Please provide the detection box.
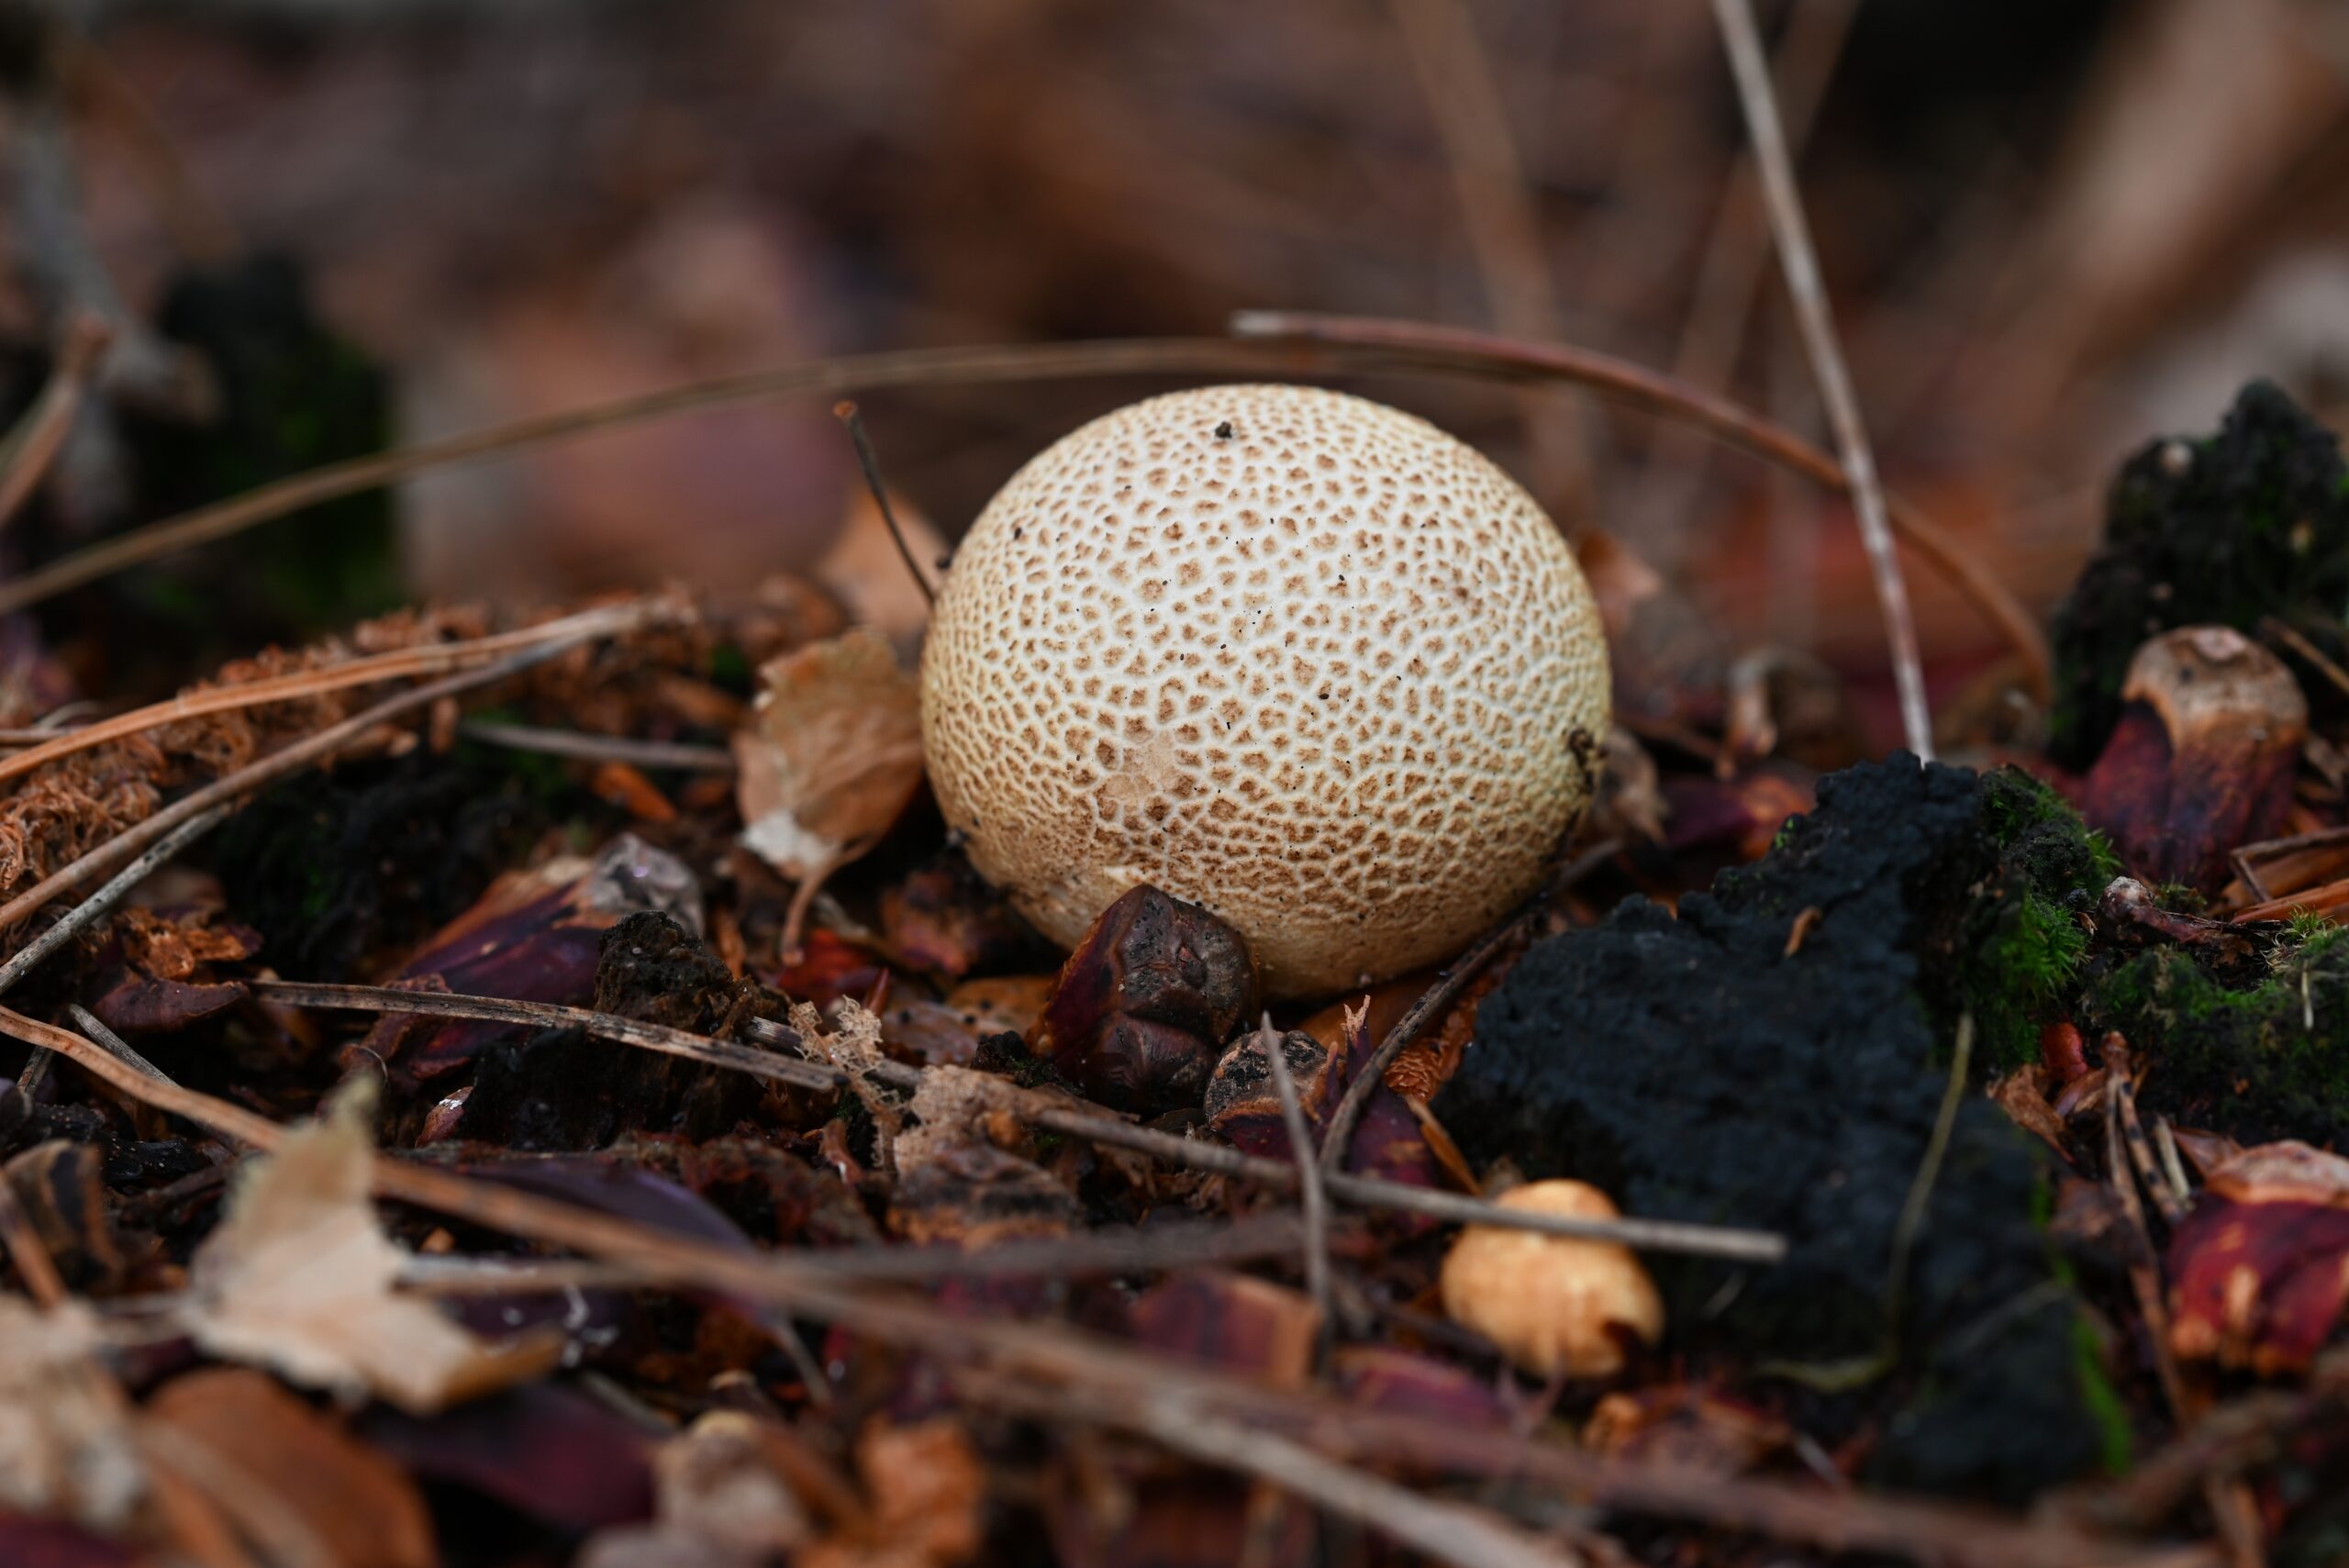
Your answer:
[920,384,1609,997]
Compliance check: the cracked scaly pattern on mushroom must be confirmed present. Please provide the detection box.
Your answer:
[921,384,1609,997]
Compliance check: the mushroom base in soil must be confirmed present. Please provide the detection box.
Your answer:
[919,384,1610,999]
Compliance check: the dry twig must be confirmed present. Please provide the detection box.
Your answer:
[247,978,1786,1263]
[1012,1378,1587,1568]
[1257,1013,1334,1337]
[0,602,652,789]
[1709,0,1932,757]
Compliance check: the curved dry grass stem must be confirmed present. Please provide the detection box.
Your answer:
[0,602,648,788]
[0,328,2045,701]
[1231,311,2053,700]
[1318,900,1533,1176]
[1390,0,1591,524]
[1709,0,1931,758]
[0,311,111,536]
[834,400,937,606]
[0,339,1324,617]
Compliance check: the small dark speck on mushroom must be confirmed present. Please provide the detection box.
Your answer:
[1013,527,1023,539]
[1214,420,1234,439]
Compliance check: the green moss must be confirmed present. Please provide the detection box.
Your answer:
[2288,908,2334,945]
[1972,897,2087,1067]
[1961,769,2112,1069]
[2070,1313,2135,1474]
[708,641,754,695]
[2085,925,2349,1146]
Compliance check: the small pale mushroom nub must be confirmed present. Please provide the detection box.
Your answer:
[919,384,1609,998]
[1439,1179,1664,1380]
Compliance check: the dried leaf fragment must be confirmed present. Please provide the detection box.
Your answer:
[801,1418,985,1568]
[2168,1139,2349,1373]
[734,628,924,892]
[143,1368,437,1568]
[0,1298,143,1532]
[181,1079,546,1412]
[579,1410,811,1568]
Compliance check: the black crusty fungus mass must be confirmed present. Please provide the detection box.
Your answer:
[2047,379,2349,769]
[460,913,778,1151]
[210,747,569,984]
[1435,756,2123,1503]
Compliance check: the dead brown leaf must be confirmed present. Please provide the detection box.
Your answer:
[816,488,945,654]
[181,1080,553,1413]
[734,628,925,943]
[800,1417,986,1568]
[144,1368,437,1568]
[0,1298,143,1532]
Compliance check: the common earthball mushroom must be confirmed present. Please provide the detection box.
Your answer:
[1439,1179,1664,1380]
[919,384,1609,998]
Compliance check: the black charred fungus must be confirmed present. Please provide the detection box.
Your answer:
[210,748,567,984]
[1434,755,2121,1503]
[459,914,775,1151]
[2048,380,2349,768]
[591,909,748,1034]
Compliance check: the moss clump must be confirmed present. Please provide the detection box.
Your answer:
[1959,768,2115,1070]
[2085,924,2349,1148]
[2048,380,2349,768]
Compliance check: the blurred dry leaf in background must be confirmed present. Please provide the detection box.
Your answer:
[817,489,946,654]
[0,1298,141,1531]
[143,1368,440,1568]
[181,1081,544,1413]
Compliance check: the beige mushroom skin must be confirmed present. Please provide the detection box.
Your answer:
[920,384,1609,998]
[1439,1179,1664,1379]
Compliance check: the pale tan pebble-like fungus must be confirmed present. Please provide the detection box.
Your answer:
[919,384,1609,998]
[1438,1179,1664,1380]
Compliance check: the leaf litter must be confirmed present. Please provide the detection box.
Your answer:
[6,358,2349,1568]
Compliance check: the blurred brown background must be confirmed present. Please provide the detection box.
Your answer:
[17,0,2349,728]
